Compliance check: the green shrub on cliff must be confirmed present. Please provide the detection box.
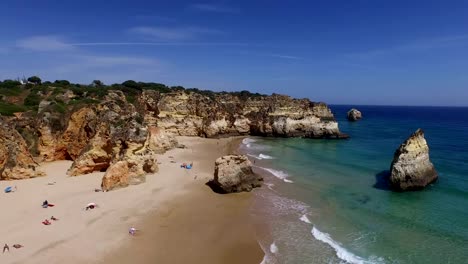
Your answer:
[0,101,26,115]
[24,91,41,107]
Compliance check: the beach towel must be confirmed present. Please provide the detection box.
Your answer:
[186,165,192,169]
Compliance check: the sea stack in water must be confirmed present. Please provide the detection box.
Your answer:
[347,108,362,121]
[390,129,438,191]
[210,155,263,193]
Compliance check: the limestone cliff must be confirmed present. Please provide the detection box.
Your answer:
[0,120,44,180]
[67,91,152,175]
[155,92,347,138]
[390,129,438,191]
[0,86,346,190]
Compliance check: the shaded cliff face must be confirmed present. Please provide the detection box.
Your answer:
[0,120,44,180]
[154,91,346,138]
[390,129,438,191]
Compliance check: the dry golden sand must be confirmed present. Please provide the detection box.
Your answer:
[0,137,263,264]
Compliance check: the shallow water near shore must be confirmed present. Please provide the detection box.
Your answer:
[243,105,468,264]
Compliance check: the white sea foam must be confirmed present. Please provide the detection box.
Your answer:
[259,154,274,159]
[257,166,293,183]
[300,214,312,224]
[247,153,275,160]
[311,227,376,264]
[247,154,261,159]
[270,242,279,254]
[242,138,255,148]
[265,183,275,190]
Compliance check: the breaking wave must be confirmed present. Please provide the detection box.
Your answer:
[256,166,293,183]
[311,227,381,264]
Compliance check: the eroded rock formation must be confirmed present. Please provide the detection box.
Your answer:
[0,121,44,180]
[210,155,263,193]
[390,129,438,191]
[1,87,347,191]
[347,108,362,121]
[156,92,347,138]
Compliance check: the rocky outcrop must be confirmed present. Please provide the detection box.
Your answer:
[390,129,438,191]
[1,87,346,189]
[347,108,362,121]
[0,121,45,180]
[55,107,97,160]
[154,92,347,139]
[101,153,157,191]
[210,155,263,193]
[66,91,145,174]
[147,126,178,153]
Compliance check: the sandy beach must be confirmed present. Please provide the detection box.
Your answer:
[0,137,263,264]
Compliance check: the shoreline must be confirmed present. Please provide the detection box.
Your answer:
[0,136,263,264]
[100,136,264,264]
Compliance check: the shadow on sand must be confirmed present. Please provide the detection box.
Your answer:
[373,170,392,191]
[205,180,227,194]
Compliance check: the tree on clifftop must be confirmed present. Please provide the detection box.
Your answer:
[27,76,42,85]
[92,80,104,87]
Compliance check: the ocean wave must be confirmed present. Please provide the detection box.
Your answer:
[242,138,257,145]
[259,154,275,159]
[247,153,275,160]
[270,242,279,254]
[311,227,378,264]
[300,214,312,224]
[265,183,275,191]
[256,166,293,183]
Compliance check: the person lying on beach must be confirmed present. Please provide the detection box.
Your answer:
[12,244,23,249]
[181,163,187,168]
[42,219,52,225]
[51,216,58,221]
[128,227,137,236]
[85,203,98,210]
[94,188,102,192]
[3,244,9,253]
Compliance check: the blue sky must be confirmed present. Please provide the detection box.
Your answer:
[1,0,467,106]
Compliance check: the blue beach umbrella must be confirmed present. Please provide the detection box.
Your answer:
[4,186,12,193]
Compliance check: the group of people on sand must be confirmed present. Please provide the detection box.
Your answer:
[3,243,23,253]
[181,162,193,169]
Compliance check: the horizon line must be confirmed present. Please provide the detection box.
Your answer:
[329,103,468,108]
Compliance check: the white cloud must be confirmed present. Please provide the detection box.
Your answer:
[346,33,468,61]
[16,35,72,51]
[79,55,157,67]
[70,42,249,47]
[129,26,223,41]
[269,54,302,60]
[190,3,239,13]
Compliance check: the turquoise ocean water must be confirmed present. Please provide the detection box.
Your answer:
[240,105,468,264]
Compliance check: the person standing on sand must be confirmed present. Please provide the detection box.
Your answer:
[3,243,9,253]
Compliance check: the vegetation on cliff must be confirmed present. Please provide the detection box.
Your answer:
[0,76,346,189]
[0,77,264,116]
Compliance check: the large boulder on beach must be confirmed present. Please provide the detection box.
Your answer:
[101,153,158,191]
[347,108,362,121]
[390,129,438,191]
[211,155,263,193]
